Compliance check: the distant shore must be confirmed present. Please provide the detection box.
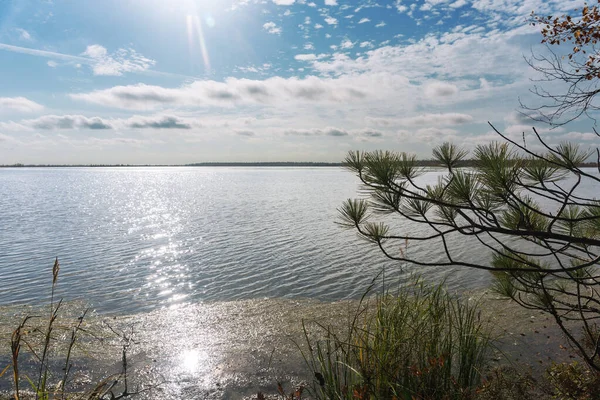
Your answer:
[2,162,345,168]
[2,161,599,168]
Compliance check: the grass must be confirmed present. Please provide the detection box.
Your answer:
[0,258,152,400]
[300,276,492,400]
[4,260,596,400]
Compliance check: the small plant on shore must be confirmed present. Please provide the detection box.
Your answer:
[340,135,600,373]
[301,277,492,400]
[473,366,537,400]
[546,361,600,400]
[0,258,151,400]
[255,382,305,400]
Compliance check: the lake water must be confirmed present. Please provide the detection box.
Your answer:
[0,167,506,314]
[1,166,598,399]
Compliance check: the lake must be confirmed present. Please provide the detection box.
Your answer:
[1,166,507,314]
[2,166,598,399]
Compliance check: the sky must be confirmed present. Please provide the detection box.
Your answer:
[0,0,595,164]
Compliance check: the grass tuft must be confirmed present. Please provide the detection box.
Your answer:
[301,277,492,399]
[2,258,154,400]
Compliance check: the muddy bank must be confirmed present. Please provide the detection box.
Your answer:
[0,298,356,399]
[0,290,578,399]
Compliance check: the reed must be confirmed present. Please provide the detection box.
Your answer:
[301,277,492,400]
[0,259,146,400]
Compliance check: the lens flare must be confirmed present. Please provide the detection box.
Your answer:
[205,14,216,28]
[186,13,211,74]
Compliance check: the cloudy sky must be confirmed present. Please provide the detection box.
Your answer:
[0,0,594,164]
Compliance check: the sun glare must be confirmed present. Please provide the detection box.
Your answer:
[180,349,205,374]
[144,0,216,74]
[186,14,212,74]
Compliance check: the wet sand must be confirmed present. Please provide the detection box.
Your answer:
[0,289,579,400]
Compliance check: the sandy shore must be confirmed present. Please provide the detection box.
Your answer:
[0,289,579,399]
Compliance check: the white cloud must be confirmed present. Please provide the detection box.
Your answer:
[16,28,32,41]
[12,114,197,131]
[314,23,324,29]
[396,126,463,147]
[0,97,44,113]
[263,21,282,35]
[0,121,32,131]
[307,2,317,6]
[479,77,491,91]
[47,60,58,68]
[309,27,532,84]
[358,18,370,24]
[365,113,474,128]
[285,127,348,136]
[82,44,107,59]
[324,16,338,25]
[561,131,600,141]
[340,39,354,49]
[4,0,594,163]
[449,0,467,8]
[503,124,557,137]
[280,127,383,139]
[424,81,459,97]
[295,54,317,61]
[70,75,381,110]
[0,133,19,144]
[272,0,295,4]
[0,42,86,64]
[375,21,386,28]
[81,45,155,76]
[417,127,459,140]
[364,117,396,127]
[227,0,251,11]
[418,0,455,12]
[395,0,408,13]
[325,0,338,5]
[470,0,571,16]
[126,115,193,129]
[356,129,383,139]
[22,115,113,130]
[235,129,255,136]
[504,111,531,126]
[399,113,474,126]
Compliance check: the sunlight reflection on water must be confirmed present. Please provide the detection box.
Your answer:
[4,166,568,313]
[0,287,579,399]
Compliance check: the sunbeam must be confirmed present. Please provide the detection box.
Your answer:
[186,13,211,74]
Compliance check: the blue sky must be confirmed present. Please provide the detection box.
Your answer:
[0,0,594,164]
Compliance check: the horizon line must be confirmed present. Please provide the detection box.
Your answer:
[3,160,599,168]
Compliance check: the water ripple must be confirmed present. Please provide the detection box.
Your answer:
[0,167,495,314]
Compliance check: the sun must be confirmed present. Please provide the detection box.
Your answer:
[138,0,217,74]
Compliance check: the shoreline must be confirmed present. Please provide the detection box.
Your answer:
[3,163,597,169]
[0,289,578,399]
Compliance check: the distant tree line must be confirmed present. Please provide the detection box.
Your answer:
[1,160,598,168]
